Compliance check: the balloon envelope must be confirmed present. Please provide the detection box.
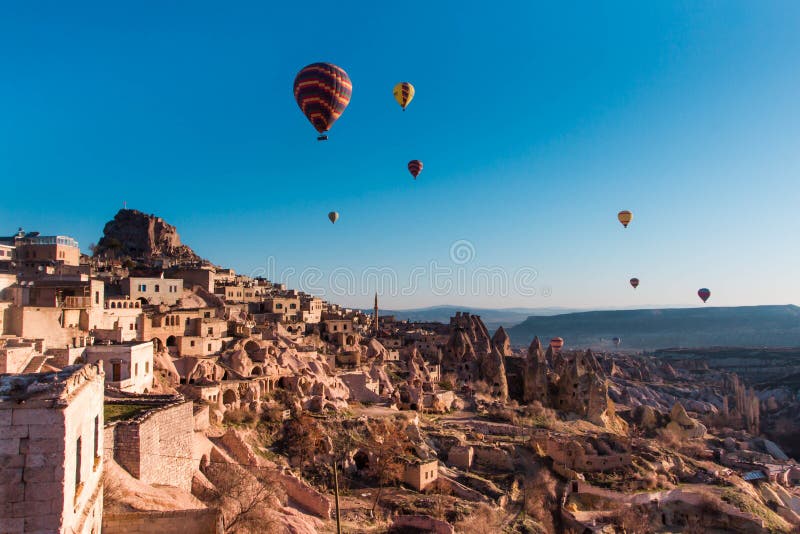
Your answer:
[550,337,564,350]
[612,337,621,347]
[328,212,339,224]
[618,210,633,228]
[630,278,640,289]
[408,160,423,179]
[294,63,352,138]
[698,288,711,303]
[393,82,415,110]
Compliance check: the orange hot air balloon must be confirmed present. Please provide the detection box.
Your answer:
[550,337,564,350]
[630,278,640,289]
[408,160,423,179]
[328,211,339,224]
[618,210,633,228]
[293,63,352,140]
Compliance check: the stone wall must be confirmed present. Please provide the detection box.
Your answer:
[446,445,474,471]
[0,364,104,534]
[391,514,455,534]
[0,345,34,374]
[103,508,222,534]
[111,400,194,491]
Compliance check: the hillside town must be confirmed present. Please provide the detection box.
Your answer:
[1,210,800,534]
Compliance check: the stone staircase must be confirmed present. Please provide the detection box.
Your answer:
[22,354,50,374]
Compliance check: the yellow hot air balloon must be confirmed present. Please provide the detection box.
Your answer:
[393,82,415,111]
[618,210,633,228]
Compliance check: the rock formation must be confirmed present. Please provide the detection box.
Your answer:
[491,326,511,357]
[523,336,549,405]
[94,209,203,264]
[666,402,707,439]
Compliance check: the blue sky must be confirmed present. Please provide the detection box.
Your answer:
[1,2,799,309]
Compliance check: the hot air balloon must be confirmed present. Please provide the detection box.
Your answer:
[550,337,564,350]
[293,63,352,141]
[408,160,423,179]
[328,212,339,224]
[630,278,640,289]
[393,82,415,111]
[698,288,710,303]
[612,337,621,347]
[618,210,633,228]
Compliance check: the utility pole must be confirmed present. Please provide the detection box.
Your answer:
[333,459,342,534]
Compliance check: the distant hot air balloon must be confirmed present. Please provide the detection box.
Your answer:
[393,82,415,111]
[550,337,564,350]
[293,63,352,140]
[328,211,339,224]
[612,337,621,347]
[618,210,633,228]
[408,160,423,179]
[698,288,711,303]
[630,278,640,289]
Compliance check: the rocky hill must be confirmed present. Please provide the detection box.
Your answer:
[507,304,800,349]
[93,209,204,264]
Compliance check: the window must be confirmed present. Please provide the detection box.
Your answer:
[207,327,213,335]
[75,436,82,491]
[93,416,99,465]
[290,303,297,309]
[134,363,139,376]
[154,285,160,293]
[95,291,99,305]
[139,284,147,292]
[275,303,283,309]
[204,312,211,319]
[129,323,134,330]
[145,362,149,373]
[190,340,195,347]
[208,344,212,351]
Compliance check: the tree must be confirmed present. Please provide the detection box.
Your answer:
[200,462,284,534]
[281,414,324,467]
[362,418,412,517]
[523,467,558,532]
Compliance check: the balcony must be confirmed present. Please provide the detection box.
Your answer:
[62,296,92,308]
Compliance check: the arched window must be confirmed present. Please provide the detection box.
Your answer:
[111,302,116,309]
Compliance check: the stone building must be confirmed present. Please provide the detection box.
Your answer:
[104,397,195,492]
[90,297,143,343]
[0,364,105,533]
[122,275,183,306]
[404,459,439,491]
[84,341,154,393]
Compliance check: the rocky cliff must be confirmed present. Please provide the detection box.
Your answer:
[94,209,203,264]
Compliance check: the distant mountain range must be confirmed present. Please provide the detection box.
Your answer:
[506,305,800,350]
[368,305,578,330]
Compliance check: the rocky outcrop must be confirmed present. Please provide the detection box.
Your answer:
[480,346,509,401]
[491,326,511,356]
[666,402,707,439]
[95,209,203,264]
[523,336,549,404]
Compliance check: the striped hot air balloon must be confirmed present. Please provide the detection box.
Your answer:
[550,337,564,350]
[293,63,352,140]
[698,288,710,303]
[393,82,415,111]
[408,160,423,179]
[618,210,633,228]
[630,277,640,289]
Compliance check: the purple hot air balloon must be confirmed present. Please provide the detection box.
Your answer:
[698,288,711,303]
